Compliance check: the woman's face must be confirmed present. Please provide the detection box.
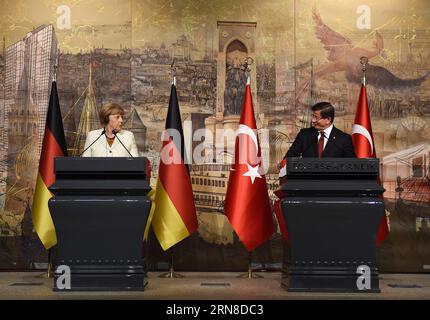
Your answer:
[108,113,124,132]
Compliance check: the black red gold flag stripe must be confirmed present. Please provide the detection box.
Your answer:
[151,84,198,250]
[32,81,67,249]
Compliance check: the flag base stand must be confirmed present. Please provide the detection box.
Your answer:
[46,262,54,278]
[159,267,185,279]
[47,248,53,278]
[237,252,264,279]
[36,271,52,279]
[236,269,264,279]
[159,249,184,278]
[36,249,54,278]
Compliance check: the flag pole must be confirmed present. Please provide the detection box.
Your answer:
[159,247,184,278]
[360,56,368,86]
[237,251,263,279]
[171,58,177,86]
[46,249,53,278]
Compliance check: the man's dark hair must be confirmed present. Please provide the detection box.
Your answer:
[311,102,335,123]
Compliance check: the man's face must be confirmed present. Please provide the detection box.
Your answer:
[311,110,332,131]
[108,113,124,132]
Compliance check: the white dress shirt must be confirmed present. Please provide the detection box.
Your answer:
[318,124,333,150]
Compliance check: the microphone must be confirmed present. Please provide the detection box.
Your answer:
[112,129,134,158]
[79,129,106,156]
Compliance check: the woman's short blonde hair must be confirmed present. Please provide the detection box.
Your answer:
[99,103,125,125]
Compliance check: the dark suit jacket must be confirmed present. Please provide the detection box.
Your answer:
[285,126,356,158]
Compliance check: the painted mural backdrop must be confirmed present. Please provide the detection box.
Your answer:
[0,0,429,272]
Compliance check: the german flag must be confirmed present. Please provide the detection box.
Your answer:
[32,81,67,249]
[151,84,198,251]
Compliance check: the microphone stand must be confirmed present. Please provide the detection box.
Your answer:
[79,129,105,156]
[112,130,134,157]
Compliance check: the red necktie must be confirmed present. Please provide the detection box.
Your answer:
[318,131,325,158]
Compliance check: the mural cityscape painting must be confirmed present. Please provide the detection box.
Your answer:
[0,0,429,272]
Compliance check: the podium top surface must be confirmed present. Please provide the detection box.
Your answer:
[286,158,379,175]
[280,158,384,196]
[54,157,148,173]
[50,157,151,195]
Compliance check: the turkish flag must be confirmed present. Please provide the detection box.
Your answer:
[224,81,274,252]
[352,83,389,245]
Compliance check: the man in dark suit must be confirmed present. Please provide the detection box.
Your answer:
[285,102,356,158]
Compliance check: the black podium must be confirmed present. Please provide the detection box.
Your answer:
[49,157,152,291]
[280,158,384,292]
